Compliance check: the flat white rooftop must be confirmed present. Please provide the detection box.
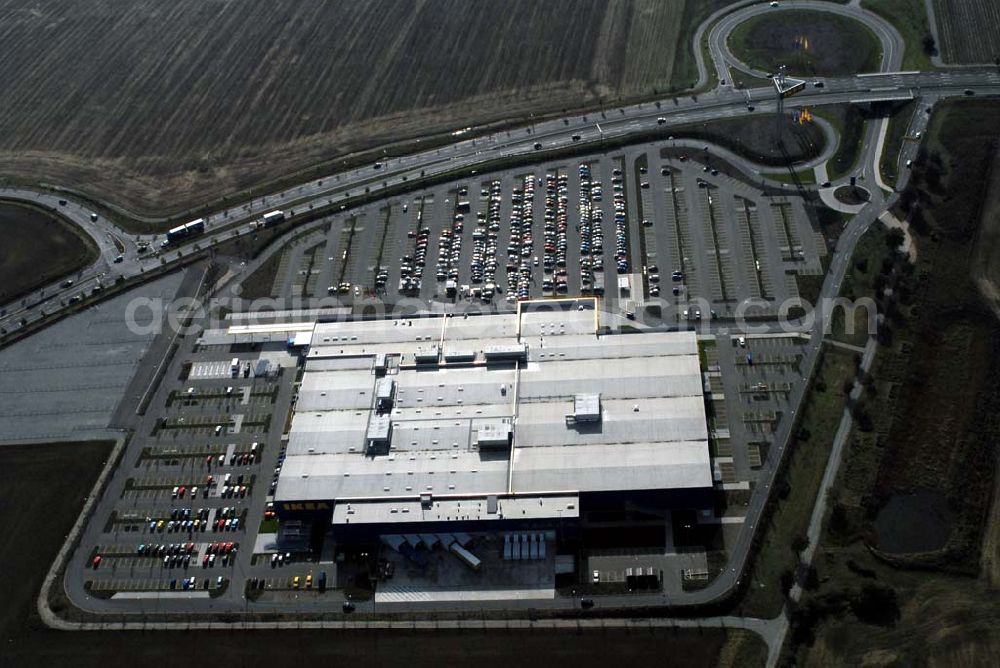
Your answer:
[273,304,711,521]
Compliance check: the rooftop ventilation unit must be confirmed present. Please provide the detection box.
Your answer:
[375,377,396,412]
[474,419,513,448]
[566,393,601,425]
[483,343,527,361]
[414,346,440,365]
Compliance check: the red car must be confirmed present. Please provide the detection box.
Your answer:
[178,486,186,498]
[92,555,102,569]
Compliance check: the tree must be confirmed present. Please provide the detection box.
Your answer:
[898,187,917,213]
[792,533,810,554]
[922,34,936,56]
[851,584,900,625]
[804,566,820,591]
[828,503,852,537]
[909,204,928,234]
[885,228,905,251]
[780,568,796,596]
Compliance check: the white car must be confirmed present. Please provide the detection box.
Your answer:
[592,570,600,583]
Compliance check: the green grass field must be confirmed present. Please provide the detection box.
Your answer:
[728,10,881,77]
[768,169,818,185]
[0,202,99,304]
[829,223,888,347]
[879,101,918,187]
[813,105,866,181]
[861,0,935,71]
[732,345,858,619]
[784,98,1000,664]
[672,113,828,167]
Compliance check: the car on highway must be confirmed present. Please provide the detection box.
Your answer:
[571,134,581,141]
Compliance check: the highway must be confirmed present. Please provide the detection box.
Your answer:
[12,0,1000,648]
[3,71,999,334]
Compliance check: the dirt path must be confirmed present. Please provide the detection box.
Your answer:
[878,210,918,262]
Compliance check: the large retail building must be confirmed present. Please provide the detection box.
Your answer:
[272,301,713,541]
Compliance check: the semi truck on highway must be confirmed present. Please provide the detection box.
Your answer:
[261,210,285,228]
[163,218,206,246]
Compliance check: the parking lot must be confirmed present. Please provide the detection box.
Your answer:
[0,272,184,443]
[76,332,298,600]
[261,140,825,322]
[707,333,810,486]
[69,139,826,609]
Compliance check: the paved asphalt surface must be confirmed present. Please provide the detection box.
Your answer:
[11,0,1000,659]
[3,71,999,332]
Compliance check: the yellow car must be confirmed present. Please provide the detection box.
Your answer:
[292,576,300,589]
[305,573,313,588]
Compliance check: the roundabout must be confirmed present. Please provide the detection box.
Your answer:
[728,9,882,77]
[833,183,871,205]
[707,0,904,83]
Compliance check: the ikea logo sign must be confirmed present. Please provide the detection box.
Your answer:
[279,502,331,512]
